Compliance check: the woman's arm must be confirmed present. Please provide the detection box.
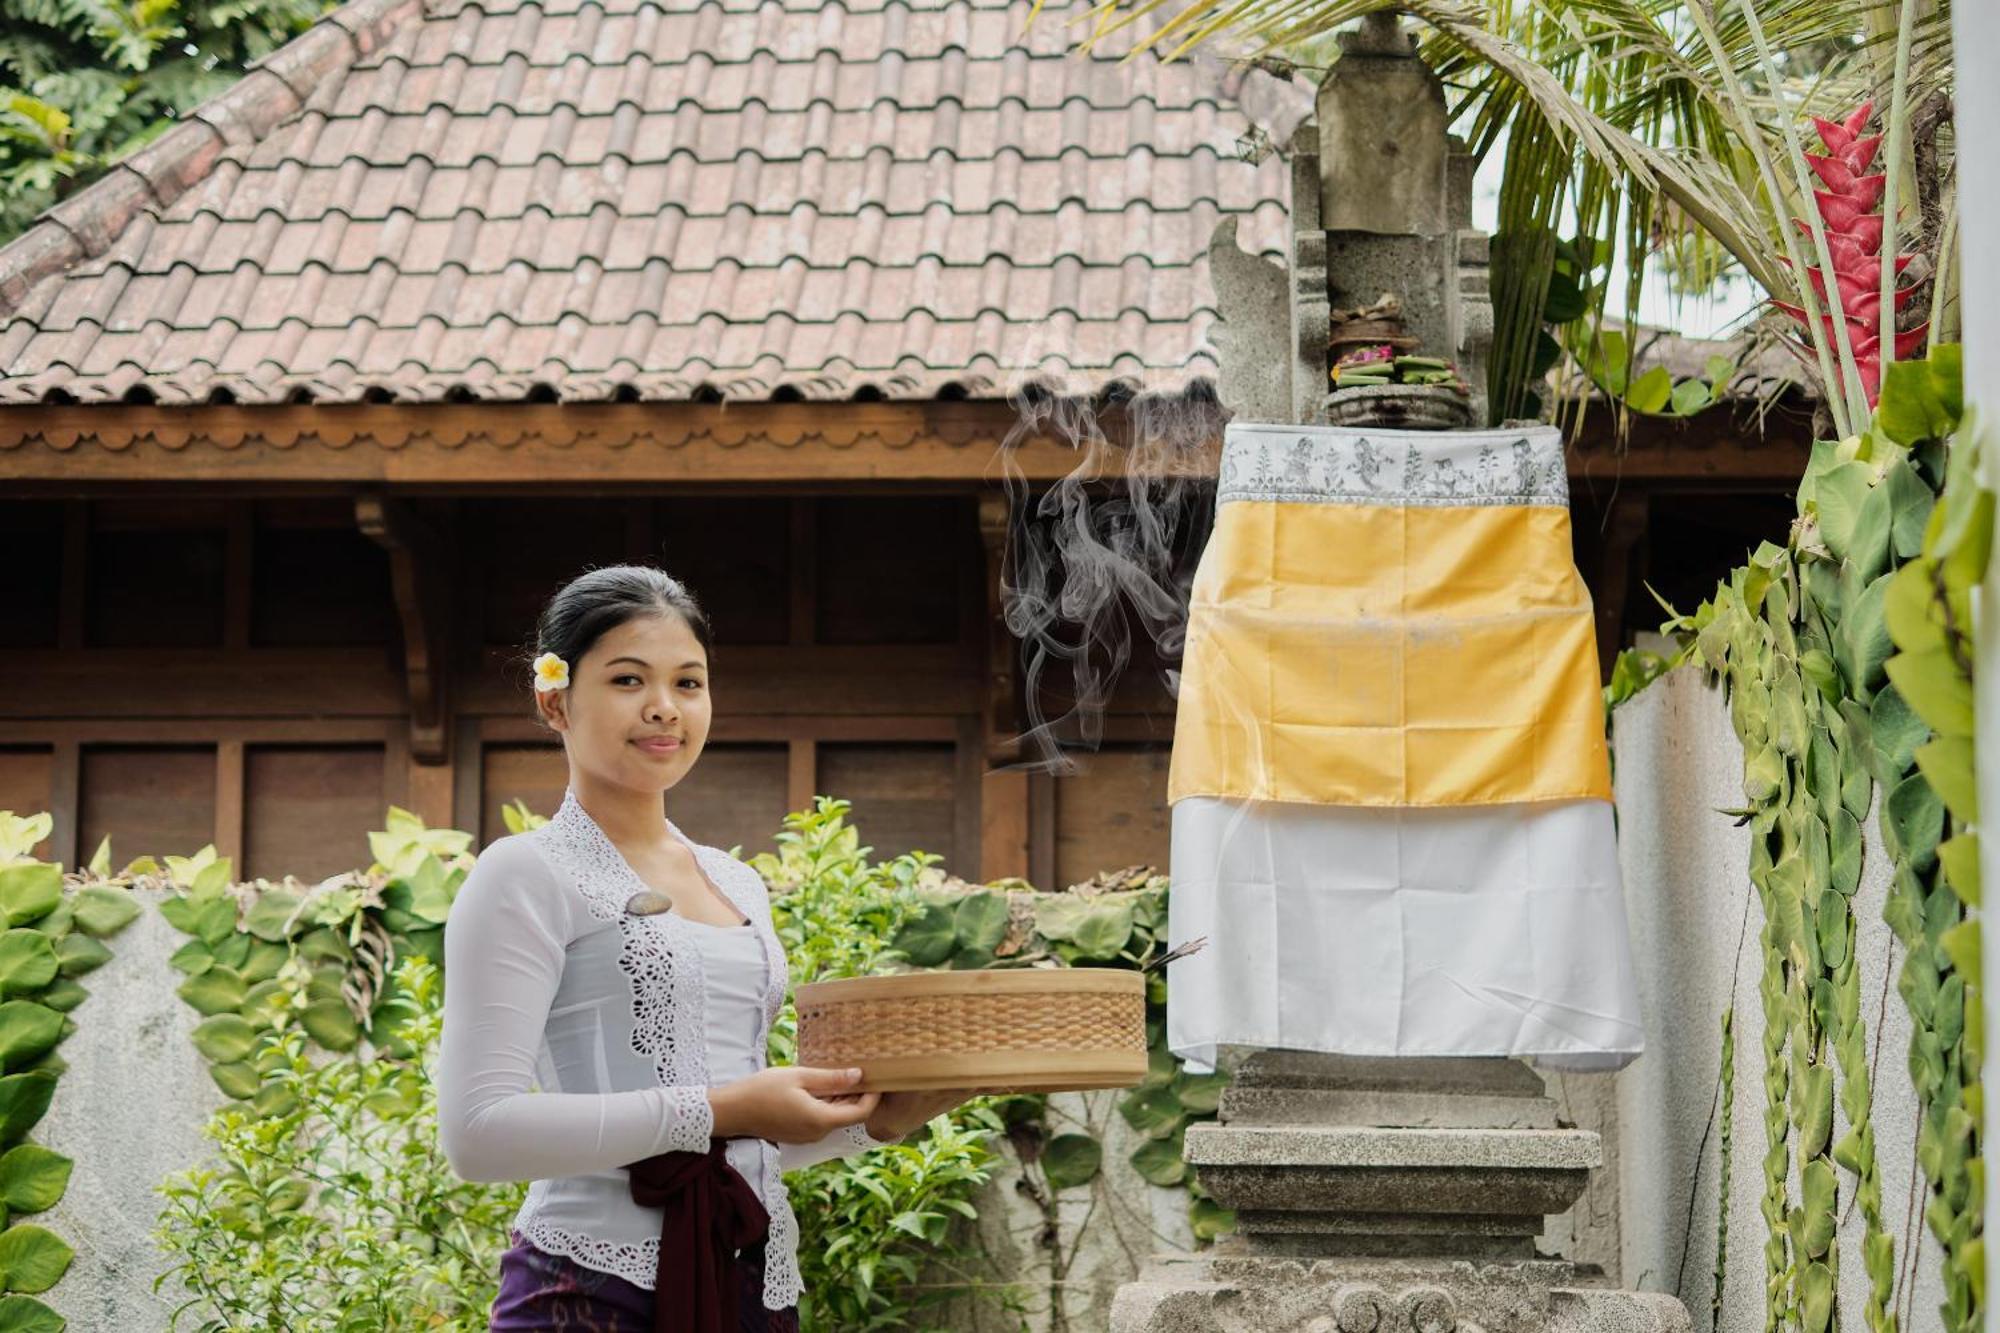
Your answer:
[437,837,716,1183]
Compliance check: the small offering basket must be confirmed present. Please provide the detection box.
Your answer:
[794,967,1149,1094]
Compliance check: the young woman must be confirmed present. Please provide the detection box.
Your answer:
[439,565,975,1332]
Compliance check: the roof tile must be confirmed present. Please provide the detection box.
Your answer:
[0,0,1307,404]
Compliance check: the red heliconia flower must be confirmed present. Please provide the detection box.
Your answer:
[1774,100,1926,406]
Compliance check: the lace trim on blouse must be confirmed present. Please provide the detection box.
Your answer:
[519,789,819,1308]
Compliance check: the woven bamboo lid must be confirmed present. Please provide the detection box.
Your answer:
[794,968,1149,1093]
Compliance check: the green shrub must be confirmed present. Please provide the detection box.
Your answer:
[154,954,524,1332]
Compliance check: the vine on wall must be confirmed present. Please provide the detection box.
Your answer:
[0,813,145,1333]
[1641,346,1982,1333]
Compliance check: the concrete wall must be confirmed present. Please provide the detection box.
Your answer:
[1610,666,1944,1333]
[38,887,223,1330]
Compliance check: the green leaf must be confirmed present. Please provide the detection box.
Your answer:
[1883,775,1945,871]
[1170,1070,1228,1115]
[189,1014,259,1064]
[1869,684,1930,781]
[295,927,352,963]
[1941,921,1981,988]
[1849,480,1892,582]
[0,939,55,1002]
[1815,462,1873,561]
[1916,736,1978,825]
[1626,365,1672,414]
[0,872,58,932]
[1884,459,1936,559]
[1668,378,1712,416]
[0,1225,70,1296]
[1939,834,1981,907]
[1071,900,1135,960]
[890,905,956,967]
[1886,647,1974,738]
[1876,359,1954,445]
[52,935,108,981]
[1798,1159,1837,1258]
[1041,1133,1101,1190]
[0,1148,68,1215]
[1188,1197,1234,1241]
[238,941,289,986]
[1032,895,1091,943]
[162,894,236,946]
[164,938,212,977]
[0,1009,61,1075]
[952,892,1008,953]
[300,1000,359,1052]
[176,966,247,1017]
[66,887,138,939]
[1130,1135,1188,1186]
[209,1061,259,1100]
[1118,1085,1185,1139]
[0,1294,64,1332]
[0,1075,56,1143]
[1799,1259,1834,1333]
[1829,809,1862,897]
[29,983,82,1016]
[1838,572,1895,696]
[242,891,303,943]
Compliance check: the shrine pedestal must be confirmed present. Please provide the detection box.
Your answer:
[1109,1054,1690,1333]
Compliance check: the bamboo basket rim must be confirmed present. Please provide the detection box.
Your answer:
[795,968,1146,1001]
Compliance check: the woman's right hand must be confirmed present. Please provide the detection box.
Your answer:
[708,1065,882,1144]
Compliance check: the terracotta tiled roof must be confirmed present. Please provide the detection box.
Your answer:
[0,0,1304,405]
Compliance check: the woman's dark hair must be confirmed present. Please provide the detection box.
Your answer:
[525,565,714,704]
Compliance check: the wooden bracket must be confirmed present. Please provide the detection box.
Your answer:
[356,492,452,763]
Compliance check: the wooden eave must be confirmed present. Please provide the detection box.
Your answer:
[0,397,1814,491]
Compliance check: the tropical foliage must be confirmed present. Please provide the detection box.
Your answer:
[1637,344,1982,1333]
[0,0,327,244]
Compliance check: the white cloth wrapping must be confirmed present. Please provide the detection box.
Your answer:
[438,789,898,1309]
[1166,795,1644,1074]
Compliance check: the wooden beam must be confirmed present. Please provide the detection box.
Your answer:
[215,740,245,867]
[976,492,1022,764]
[787,740,817,817]
[47,742,78,871]
[0,402,1221,486]
[356,492,453,763]
[1590,490,1652,675]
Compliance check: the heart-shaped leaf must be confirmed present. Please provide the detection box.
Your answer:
[0,1075,56,1143]
[0,1292,62,1331]
[176,967,247,1017]
[0,939,55,1000]
[190,1014,259,1065]
[67,888,138,939]
[0,1148,69,1215]
[1041,1133,1101,1190]
[0,1009,61,1075]
[0,872,57,932]
[51,937,108,981]
[0,1224,73,1294]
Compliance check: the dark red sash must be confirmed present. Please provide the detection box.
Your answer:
[625,1138,771,1333]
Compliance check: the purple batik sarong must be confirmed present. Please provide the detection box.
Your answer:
[489,1227,801,1333]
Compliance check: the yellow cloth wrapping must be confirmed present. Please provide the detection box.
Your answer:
[1168,426,1611,809]
[1162,423,1641,1072]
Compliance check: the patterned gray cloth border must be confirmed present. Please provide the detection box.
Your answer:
[1217,422,1569,507]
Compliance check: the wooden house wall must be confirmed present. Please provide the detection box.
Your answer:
[1,492,1176,888]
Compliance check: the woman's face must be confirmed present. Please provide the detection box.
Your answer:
[536,612,712,795]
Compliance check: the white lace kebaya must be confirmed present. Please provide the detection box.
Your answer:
[437,787,899,1311]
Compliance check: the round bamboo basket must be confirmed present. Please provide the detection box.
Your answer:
[794,969,1149,1093]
